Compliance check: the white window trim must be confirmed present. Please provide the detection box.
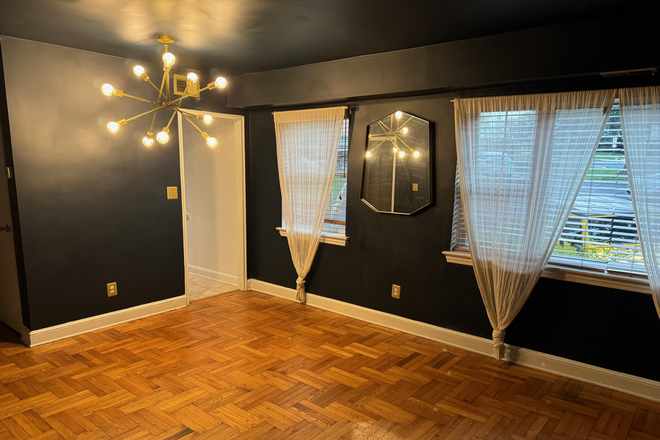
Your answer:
[442,250,652,295]
[276,227,348,247]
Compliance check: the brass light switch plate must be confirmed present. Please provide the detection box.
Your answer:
[167,187,179,200]
[107,282,117,297]
[412,183,418,191]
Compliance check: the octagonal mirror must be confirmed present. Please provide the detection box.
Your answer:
[360,111,433,214]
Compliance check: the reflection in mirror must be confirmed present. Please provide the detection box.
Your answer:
[360,111,433,214]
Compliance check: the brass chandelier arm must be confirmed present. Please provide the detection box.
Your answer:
[147,78,167,101]
[149,109,159,133]
[167,84,213,106]
[123,107,160,124]
[158,72,167,103]
[165,108,178,130]
[119,93,158,105]
[165,69,171,101]
[179,110,205,135]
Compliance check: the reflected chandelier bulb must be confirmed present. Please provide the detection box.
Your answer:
[106,121,120,133]
[365,150,372,158]
[413,150,420,158]
[202,114,213,125]
[399,150,405,158]
[214,77,227,89]
[402,127,409,134]
[187,72,198,83]
[162,52,176,68]
[206,137,218,148]
[133,65,145,77]
[395,111,403,119]
[156,129,170,144]
[101,84,114,96]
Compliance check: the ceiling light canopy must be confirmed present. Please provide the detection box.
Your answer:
[102,35,227,149]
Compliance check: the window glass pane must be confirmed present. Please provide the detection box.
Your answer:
[450,103,646,277]
[323,117,349,234]
[552,104,645,275]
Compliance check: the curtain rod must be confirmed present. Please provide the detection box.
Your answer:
[272,105,349,115]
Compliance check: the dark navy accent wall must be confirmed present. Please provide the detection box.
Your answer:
[242,16,660,380]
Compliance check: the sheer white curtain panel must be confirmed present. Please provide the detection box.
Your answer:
[454,90,616,359]
[620,86,660,317]
[274,107,346,304]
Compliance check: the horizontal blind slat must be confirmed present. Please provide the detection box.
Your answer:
[450,103,646,277]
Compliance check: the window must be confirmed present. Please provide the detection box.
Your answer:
[323,116,350,235]
[278,112,350,246]
[450,102,648,280]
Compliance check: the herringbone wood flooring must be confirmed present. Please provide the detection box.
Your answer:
[0,291,659,440]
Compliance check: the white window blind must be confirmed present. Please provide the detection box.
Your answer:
[282,115,349,236]
[323,116,349,234]
[451,102,646,277]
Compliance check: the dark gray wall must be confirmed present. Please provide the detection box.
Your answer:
[230,12,660,109]
[1,37,193,330]
[245,19,660,380]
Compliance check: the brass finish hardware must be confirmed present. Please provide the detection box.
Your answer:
[412,183,418,191]
[167,187,179,200]
[157,35,175,44]
[392,284,401,299]
[102,35,227,149]
[107,282,118,297]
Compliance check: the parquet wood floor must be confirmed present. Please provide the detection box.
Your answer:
[1,291,659,440]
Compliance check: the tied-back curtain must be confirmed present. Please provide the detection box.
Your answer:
[620,87,660,318]
[455,90,615,359]
[274,107,345,304]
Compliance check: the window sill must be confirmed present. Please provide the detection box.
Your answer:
[442,250,652,295]
[277,227,348,247]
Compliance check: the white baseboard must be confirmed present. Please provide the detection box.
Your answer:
[25,296,187,348]
[247,279,660,403]
[189,265,238,285]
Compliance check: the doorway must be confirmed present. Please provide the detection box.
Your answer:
[178,110,246,305]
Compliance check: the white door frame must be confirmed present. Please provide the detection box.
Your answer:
[177,110,247,306]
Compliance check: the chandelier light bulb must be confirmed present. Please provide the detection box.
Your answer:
[106,121,120,133]
[98,36,231,149]
[366,150,372,158]
[156,129,170,144]
[399,150,405,158]
[162,52,176,68]
[142,133,154,147]
[101,84,115,96]
[413,150,420,158]
[402,127,409,134]
[395,111,403,119]
[206,137,218,148]
[393,146,398,152]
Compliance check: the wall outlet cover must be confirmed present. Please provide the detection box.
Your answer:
[107,282,117,297]
[392,284,401,299]
[167,186,179,200]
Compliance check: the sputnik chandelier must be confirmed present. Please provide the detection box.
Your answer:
[366,111,420,159]
[101,35,227,148]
